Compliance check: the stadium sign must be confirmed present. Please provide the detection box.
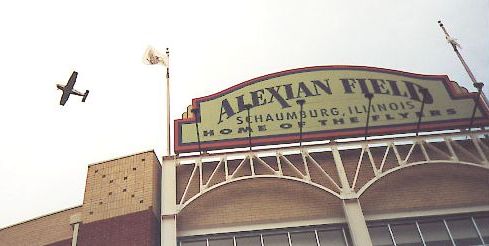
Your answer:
[174,66,489,153]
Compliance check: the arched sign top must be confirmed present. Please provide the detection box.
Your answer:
[175,65,489,153]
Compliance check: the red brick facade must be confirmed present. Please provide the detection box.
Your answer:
[78,208,160,246]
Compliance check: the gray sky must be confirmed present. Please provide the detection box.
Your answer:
[0,0,488,228]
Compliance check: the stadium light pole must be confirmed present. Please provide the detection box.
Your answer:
[143,46,171,156]
[468,82,484,131]
[438,21,478,84]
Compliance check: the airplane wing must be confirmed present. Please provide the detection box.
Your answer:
[60,91,70,105]
[65,71,78,91]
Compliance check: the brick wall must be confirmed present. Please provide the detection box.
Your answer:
[0,151,162,246]
[82,151,161,224]
[77,208,159,246]
[360,163,489,215]
[0,206,81,246]
[79,150,161,245]
[177,177,343,231]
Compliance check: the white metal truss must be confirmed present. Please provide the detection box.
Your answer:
[175,130,489,211]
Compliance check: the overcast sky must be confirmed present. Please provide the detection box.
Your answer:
[0,0,488,228]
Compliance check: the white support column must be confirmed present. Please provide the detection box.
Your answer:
[71,223,80,246]
[332,146,373,246]
[69,213,82,246]
[342,199,373,246]
[162,156,177,246]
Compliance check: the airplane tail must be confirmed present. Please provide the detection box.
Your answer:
[82,90,89,102]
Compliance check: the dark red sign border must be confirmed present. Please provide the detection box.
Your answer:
[174,65,489,153]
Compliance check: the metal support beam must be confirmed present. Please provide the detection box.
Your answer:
[332,146,352,194]
[172,129,489,245]
[332,145,373,246]
[364,93,374,141]
[243,104,253,152]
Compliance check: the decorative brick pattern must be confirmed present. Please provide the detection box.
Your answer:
[82,151,161,224]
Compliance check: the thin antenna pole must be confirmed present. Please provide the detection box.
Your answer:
[191,108,202,155]
[296,99,306,147]
[244,104,253,152]
[438,21,487,132]
[165,48,171,156]
[364,93,374,141]
[438,20,478,84]
[468,83,484,131]
[416,88,429,137]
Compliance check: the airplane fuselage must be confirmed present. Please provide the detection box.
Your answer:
[57,71,89,106]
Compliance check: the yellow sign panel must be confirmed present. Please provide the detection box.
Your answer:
[175,66,489,153]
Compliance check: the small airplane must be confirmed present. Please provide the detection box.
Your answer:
[56,71,89,106]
